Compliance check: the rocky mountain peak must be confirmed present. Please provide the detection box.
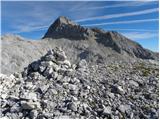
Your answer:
[55,16,77,26]
[43,16,93,40]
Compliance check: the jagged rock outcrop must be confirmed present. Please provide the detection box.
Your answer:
[43,16,94,40]
[93,30,158,59]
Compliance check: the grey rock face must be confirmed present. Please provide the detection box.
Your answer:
[43,16,93,40]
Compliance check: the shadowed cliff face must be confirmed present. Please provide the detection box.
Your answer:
[43,16,93,40]
[43,16,158,60]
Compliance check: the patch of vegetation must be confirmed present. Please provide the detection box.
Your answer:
[133,63,156,77]
[107,64,119,71]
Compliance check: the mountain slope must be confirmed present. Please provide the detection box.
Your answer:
[43,16,158,60]
[1,16,158,75]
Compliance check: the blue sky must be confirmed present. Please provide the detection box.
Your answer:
[1,1,159,52]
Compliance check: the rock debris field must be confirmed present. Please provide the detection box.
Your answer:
[0,47,159,119]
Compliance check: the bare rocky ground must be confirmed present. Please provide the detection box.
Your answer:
[0,47,159,119]
[0,16,159,119]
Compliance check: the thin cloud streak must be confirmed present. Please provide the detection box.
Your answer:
[76,8,158,22]
[74,1,156,11]
[105,28,158,32]
[12,25,48,34]
[122,32,158,40]
[83,18,158,26]
[12,19,158,33]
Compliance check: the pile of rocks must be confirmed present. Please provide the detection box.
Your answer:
[0,47,159,119]
[0,47,90,119]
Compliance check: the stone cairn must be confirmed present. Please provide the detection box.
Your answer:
[0,47,91,119]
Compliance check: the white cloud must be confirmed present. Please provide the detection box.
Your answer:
[73,1,157,11]
[75,8,158,22]
[83,18,158,26]
[122,32,158,40]
[104,28,158,32]
[5,2,98,34]
[12,25,48,34]
[2,2,158,35]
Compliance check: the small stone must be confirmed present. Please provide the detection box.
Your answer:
[68,102,78,112]
[55,115,70,119]
[118,104,131,114]
[71,96,78,101]
[30,61,39,71]
[9,74,15,80]
[71,64,77,70]
[111,85,124,95]
[54,47,67,61]
[129,80,139,87]
[41,61,53,67]
[59,107,68,113]
[51,89,58,95]
[70,89,79,95]
[78,59,88,68]
[25,82,33,89]
[9,95,19,100]
[39,66,46,73]
[52,63,59,71]
[39,84,49,93]
[21,101,40,110]
[70,78,80,84]
[21,92,37,101]
[29,72,40,80]
[30,110,38,118]
[84,85,91,90]
[57,75,63,81]
[44,55,55,61]
[43,67,53,76]
[49,72,58,80]
[1,94,7,99]
[47,49,54,55]
[69,84,77,91]
[28,92,37,101]
[10,103,20,113]
[62,60,71,67]
[21,101,35,110]
[103,106,112,116]
[13,72,22,78]
[58,68,68,74]
[108,92,115,99]
[61,76,71,83]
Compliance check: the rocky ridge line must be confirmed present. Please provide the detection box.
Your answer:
[43,16,158,60]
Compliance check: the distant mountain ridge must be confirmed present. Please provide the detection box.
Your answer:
[43,16,158,60]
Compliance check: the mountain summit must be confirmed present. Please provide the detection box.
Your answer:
[43,16,158,60]
[43,16,93,40]
[50,16,77,27]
